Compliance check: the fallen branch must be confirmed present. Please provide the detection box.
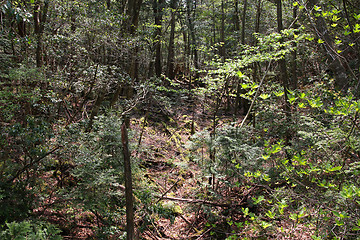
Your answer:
[155,178,181,205]
[158,195,245,208]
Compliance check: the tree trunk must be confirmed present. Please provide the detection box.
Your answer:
[220,0,225,61]
[166,0,177,80]
[186,0,199,75]
[291,3,298,90]
[34,0,49,68]
[254,0,262,34]
[276,0,291,145]
[240,0,247,44]
[234,0,240,31]
[121,122,135,240]
[126,0,143,35]
[153,0,164,77]
[211,0,216,47]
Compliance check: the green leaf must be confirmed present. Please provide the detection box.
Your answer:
[289,213,297,221]
[236,71,243,78]
[327,166,342,172]
[252,195,265,205]
[299,92,306,99]
[274,91,284,97]
[298,102,306,108]
[265,210,276,219]
[332,15,340,22]
[288,95,297,104]
[334,39,342,45]
[242,207,249,217]
[354,24,360,33]
[340,185,355,199]
[314,5,321,11]
[241,83,251,89]
[260,93,270,100]
[260,221,272,229]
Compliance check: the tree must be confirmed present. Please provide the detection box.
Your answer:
[276,0,291,146]
[241,0,248,44]
[153,0,165,77]
[122,121,135,240]
[166,0,177,79]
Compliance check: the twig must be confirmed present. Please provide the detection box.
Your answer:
[7,146,61,183]
[155,178,181,204]
[186,204,202,236]
[195,227,213,240]
[144,230,159,240]
[180,215,198,233]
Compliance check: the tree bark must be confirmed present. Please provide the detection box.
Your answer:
[166,0,177,79]
[220,0,225,61]
[240,0,247,44]
[254,0,262,34]
[34,0,49,68]
[153,0,164,77]
[126,0,143,35]
[291,3,298,90]
[276,0,291,145]
[234,0,240,31]
[186,0,199,75]
[122,122,135,240]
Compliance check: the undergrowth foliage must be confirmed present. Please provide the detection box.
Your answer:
[188,83,360,239]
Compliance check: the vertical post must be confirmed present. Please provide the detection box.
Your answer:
[122,121,134,240]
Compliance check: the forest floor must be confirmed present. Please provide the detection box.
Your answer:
[132,107,207,239]
[131,98,240,240]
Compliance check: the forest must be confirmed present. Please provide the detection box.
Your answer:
[0,0,359,239]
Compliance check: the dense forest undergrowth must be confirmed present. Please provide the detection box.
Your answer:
[1,0,360,239]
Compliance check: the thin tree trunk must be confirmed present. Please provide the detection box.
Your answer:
[122,122,135,240]
[153,0,164,77]
[240,0,247,44]
[166,0,177,79]
[291,3,298,89]
[276,0,291,145]
[254,0,262,34]
[212,0,216,47]
[34,0,49,68]
[186,0,199,75]
[234,0,240,31]
[220,0,225,61]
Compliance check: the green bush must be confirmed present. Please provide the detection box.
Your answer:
[0,220,62,240]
